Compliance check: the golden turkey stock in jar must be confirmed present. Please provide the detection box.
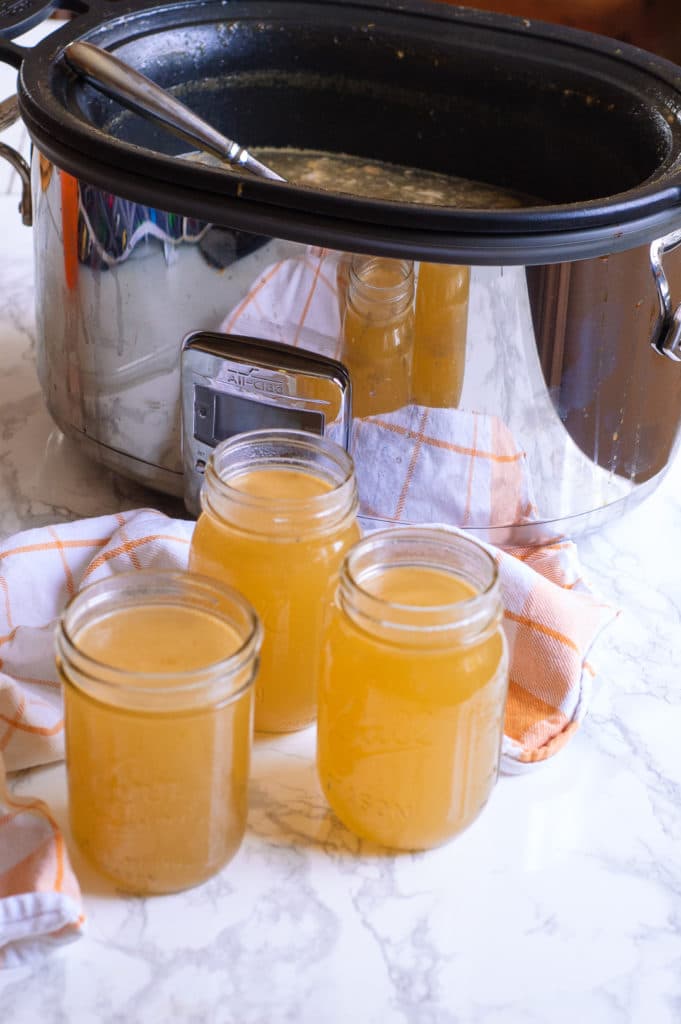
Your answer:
[413,263,471,408]
[57,571,262,894]
[189,429,361,733]
[317,528,509,850]
[341,256,415,417]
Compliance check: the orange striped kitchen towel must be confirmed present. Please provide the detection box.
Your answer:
[0,758,83,967]
[0,508,193,965]
[489,536,615,771]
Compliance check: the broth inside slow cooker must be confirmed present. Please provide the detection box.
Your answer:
[186,147,541,207]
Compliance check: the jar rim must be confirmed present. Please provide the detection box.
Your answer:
[202,428,358,535]
[57,570,262,703]
[348,255,414,304]
[340,527,501,636]
[350,255,413,284]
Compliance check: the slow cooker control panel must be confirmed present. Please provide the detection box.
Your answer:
[181,331,351,517]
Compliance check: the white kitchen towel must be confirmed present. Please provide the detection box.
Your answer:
[351,403,536,528]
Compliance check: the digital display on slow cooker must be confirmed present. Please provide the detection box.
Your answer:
[194,385,324,446]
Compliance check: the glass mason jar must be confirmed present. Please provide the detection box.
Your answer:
[341,255,415,418]
[317,527,509,851]
[56,570,262,895]
[412,262,471,408]
[189,428,361,733]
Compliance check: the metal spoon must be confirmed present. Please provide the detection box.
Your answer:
[64,41,285,182]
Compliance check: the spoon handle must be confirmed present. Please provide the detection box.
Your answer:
[64,41,285,182]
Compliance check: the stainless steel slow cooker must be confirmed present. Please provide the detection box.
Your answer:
[2,0,681,543]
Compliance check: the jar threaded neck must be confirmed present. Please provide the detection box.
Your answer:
[56,570,262,710]
[338,527,502,646]
[347,256,415,320]
[201,428,359,537]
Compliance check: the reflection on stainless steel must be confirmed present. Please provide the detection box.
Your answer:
[527,248,681,484]
[75,180,209,269]
[413,263,470,408]
[32,163,681,541]
[341,256,415,419]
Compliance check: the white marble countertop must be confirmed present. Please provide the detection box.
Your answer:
[0,172,680,1023]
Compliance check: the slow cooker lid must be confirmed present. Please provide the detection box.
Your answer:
[9,0,681,260]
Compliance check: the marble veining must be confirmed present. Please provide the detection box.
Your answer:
[0,185,680,1023]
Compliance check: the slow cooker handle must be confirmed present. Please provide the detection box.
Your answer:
[0,0,110,228]
[0,0,152,62]
[0,0,59,47]
[0,0,65,70]
[0,94,31,225]
[650,229,681,362]
[0,0,102,61]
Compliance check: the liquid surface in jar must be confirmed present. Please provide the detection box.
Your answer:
[75,604,243,675]
[187,147,541,207]
[63,604,251,893]
[317,564,507,850]
[229,466,331,500]
[361,563,477,605]
[189,466,361,733]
